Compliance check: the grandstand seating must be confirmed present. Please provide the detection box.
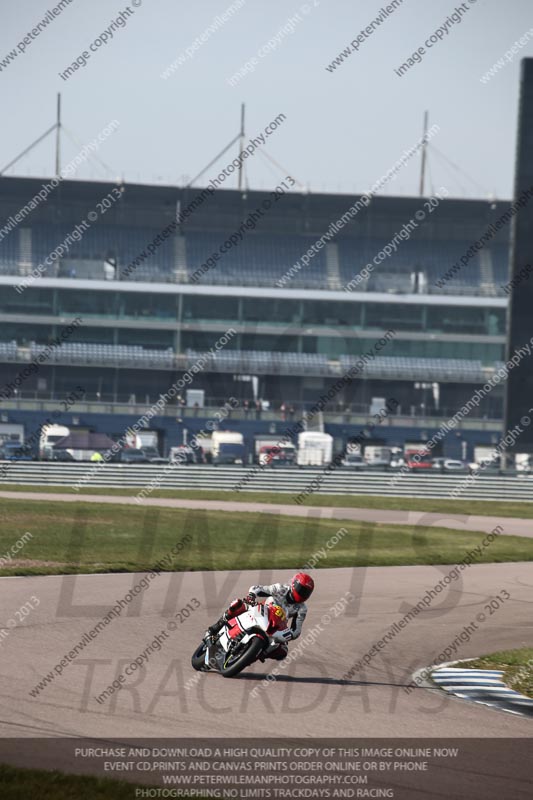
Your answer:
[0,236,21,271]
[29,341,175,368]
[31,224,175,270]
[0,341,18,361]
[0,224,176,281]
[185,232,327,288]
[0,223,508,294]
[186,348,333,375]
[337,238,505,295]
[0,338,503,385]
[340,355,487,382]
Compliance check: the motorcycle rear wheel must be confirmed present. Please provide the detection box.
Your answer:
[220,636,264,678]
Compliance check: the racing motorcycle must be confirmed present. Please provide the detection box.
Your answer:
[191,598,292,678]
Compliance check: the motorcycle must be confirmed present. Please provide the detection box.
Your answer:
[191,599,292,678]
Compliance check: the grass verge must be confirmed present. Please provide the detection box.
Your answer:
[456,648,533,699]
[0,497,532,576]
[1,483,533,519]
[0,764,195,800]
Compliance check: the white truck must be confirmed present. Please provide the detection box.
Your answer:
[469,445,500,472]
[364,446,392,468]
[297,431,333,467]
[125,430,158,450]
[169,445,197,465]
[125,430,164,462]
[212,431,245,466]
[516,453,533,473]
[0,423,24,446]
[39,423,70,459]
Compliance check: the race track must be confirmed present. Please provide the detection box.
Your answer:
[1,490,532,796]
[1,562,532,742]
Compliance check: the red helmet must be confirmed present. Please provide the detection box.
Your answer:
[291,573,314,602]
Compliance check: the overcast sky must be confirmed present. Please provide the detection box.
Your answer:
[1,0,532,199]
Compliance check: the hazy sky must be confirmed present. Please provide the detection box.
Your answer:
[1,0,532,199]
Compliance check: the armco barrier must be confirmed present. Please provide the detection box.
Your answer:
[0,462,532,502]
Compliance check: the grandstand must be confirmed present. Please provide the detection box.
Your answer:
[0,175,510,458]
[0,176,510,292]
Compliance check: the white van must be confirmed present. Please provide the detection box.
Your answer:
[297,432,333,467]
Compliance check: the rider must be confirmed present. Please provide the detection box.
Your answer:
[206,572,315,661]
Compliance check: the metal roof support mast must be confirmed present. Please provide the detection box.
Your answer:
[187,104,246,190]
[419,109,428,197]
[55,93,62,177]
[0,93,62,177]
[238,102,245,191]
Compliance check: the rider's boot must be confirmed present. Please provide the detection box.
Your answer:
[207,599,246,640]
[207,615,225,640]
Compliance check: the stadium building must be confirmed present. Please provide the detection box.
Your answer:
[0,175,510,458]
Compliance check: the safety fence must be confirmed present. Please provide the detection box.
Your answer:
[0,462,531,502]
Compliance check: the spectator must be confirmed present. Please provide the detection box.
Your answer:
[255,399,262,420]
[243,399,250,418]
[105,255,117,282]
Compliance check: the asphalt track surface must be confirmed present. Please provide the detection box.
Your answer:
[1,562,532,740]
[1,490,532,796]
[1,489,532,537]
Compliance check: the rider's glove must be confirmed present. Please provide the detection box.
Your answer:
[244,592,256,606]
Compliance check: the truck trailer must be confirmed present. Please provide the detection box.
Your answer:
[297,432,333,467]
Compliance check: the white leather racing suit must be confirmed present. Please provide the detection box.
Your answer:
[248,583,308,639]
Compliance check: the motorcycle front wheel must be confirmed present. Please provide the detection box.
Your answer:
[220,636,264,678]
[191,641,209,671]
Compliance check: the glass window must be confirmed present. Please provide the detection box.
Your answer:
[427,306,486,335]
[183,295,239,321]
[242,298,300,323]
[302,331,365,358]
[366,303,424,331]
[0,288,54,315]
[122,292,176,320]
[117,328,174,348]
[302,301,361,326]
[241,334,299,352]
[57,289,117,317]
[1,323,53,344]
[367,337,504,362]
[71,326,114,344]
[182,331,238,350]
[487,309,506,335]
